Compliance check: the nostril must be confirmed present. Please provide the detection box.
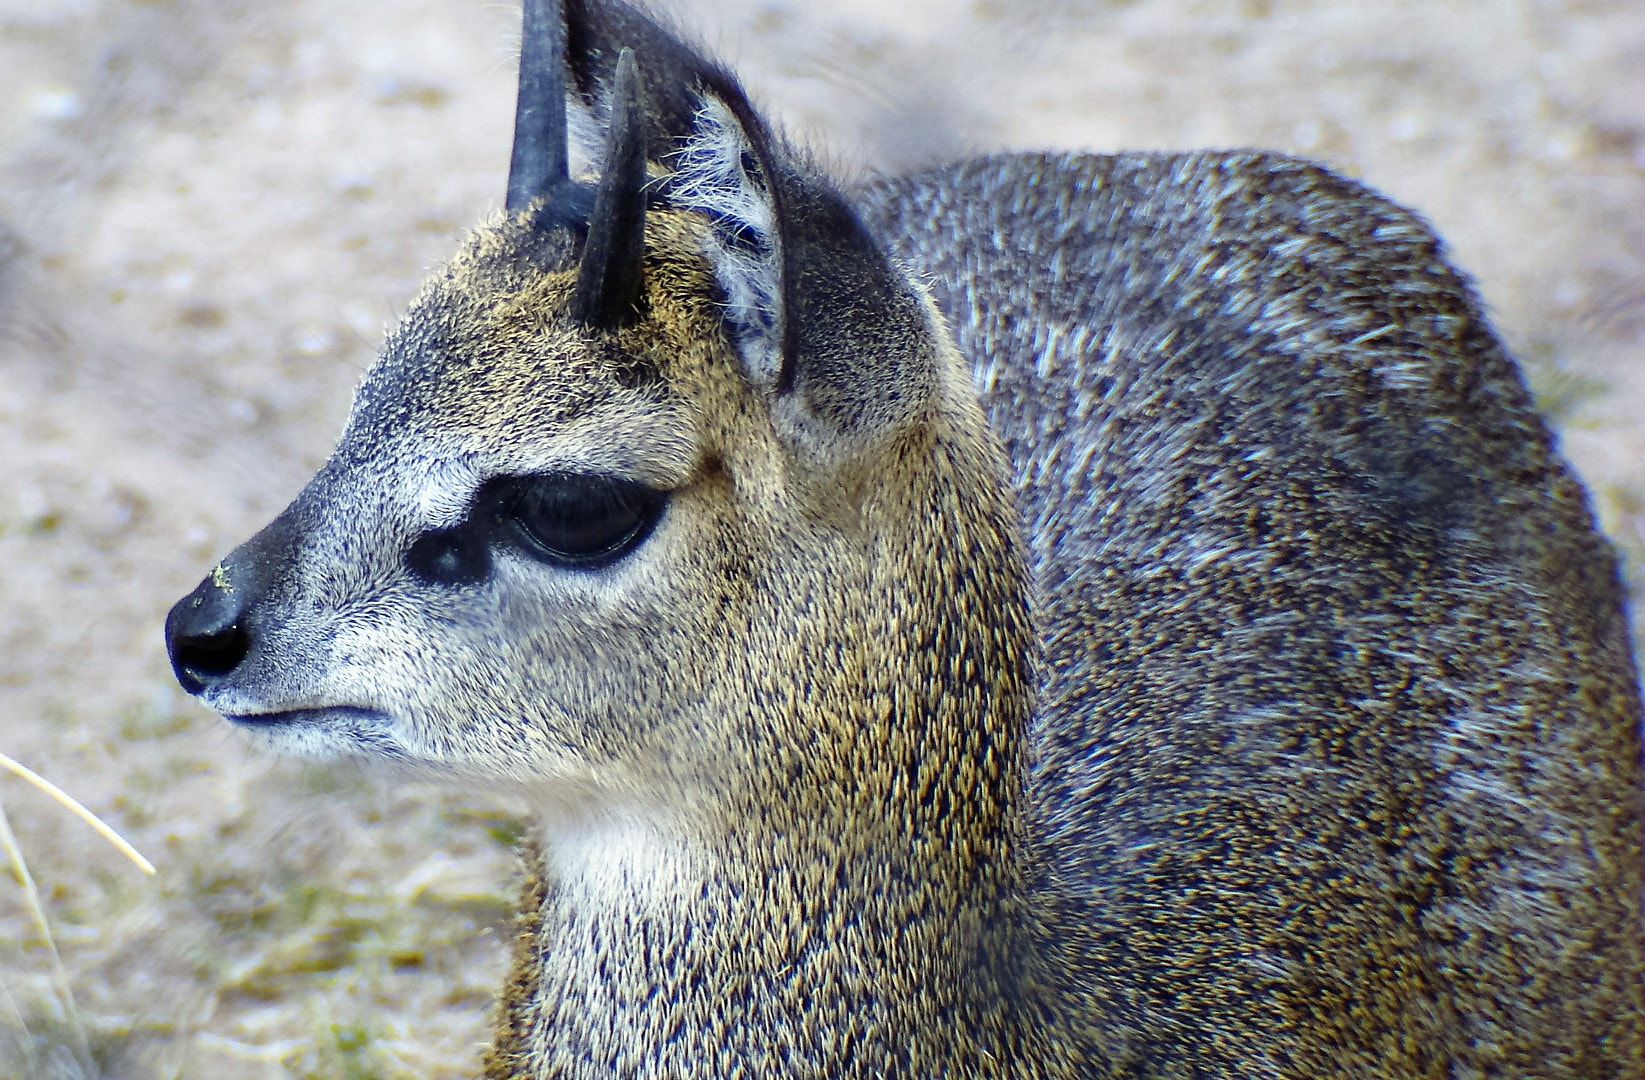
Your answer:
[168,619,252,696]
[174,622,251,692]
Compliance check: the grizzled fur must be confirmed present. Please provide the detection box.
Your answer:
[165,1,1644,1077]
[868,152,1644,1075]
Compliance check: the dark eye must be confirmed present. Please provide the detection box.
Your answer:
[498,473,666,568]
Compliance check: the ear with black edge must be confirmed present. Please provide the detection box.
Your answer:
[506,0,571,212]
[668,88,934,448]
[765,147,937,447]
[571,48,648,328]
[562,0,733,147]
[560,0,938,450]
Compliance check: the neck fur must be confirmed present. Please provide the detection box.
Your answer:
[485,418,1039,1078]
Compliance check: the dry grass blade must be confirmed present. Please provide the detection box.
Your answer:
[0,750,156,875]
[0,794,93,1068]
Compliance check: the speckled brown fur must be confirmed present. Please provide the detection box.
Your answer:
[163,2,1644,1077]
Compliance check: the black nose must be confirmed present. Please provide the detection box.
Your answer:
[165,570,252,695]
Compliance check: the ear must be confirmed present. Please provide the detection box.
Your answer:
[562,0,940,457]
[562,0,736,147]
[669,91,939,456]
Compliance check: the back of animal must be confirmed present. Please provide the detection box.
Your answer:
[864,151,1643,1074]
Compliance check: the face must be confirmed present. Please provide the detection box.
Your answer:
[164,7,972,816]
[164,209,843,810]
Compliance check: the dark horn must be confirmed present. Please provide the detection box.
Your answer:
[506,0,570,212]
[571,48,649,327]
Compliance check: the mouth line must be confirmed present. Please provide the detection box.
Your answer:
[223,706,409,760]
[224,705,390,728]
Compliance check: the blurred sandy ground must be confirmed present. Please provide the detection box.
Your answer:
[0,1,1640,1076]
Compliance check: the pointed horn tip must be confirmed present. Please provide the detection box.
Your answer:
[611,48,644,141]
[570,44,651,328]
[506,0,570,213]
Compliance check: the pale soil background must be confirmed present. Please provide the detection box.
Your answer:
[0,0,1641,1076]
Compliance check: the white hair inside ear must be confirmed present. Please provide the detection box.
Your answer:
[668,95,784,389]
[565,94,602,177]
